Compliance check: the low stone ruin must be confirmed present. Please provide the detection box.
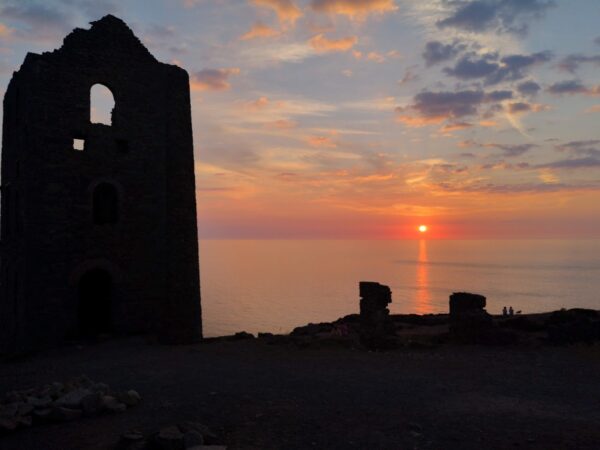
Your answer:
[0,376,141,434]
[359,281,396,349]
[448,292,493,342]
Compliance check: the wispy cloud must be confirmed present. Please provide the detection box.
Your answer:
[191,68,241,91]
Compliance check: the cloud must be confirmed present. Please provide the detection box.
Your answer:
[240,22,279,40]
[265,119,298,129]
[310,0,398,20]
[546,79,600,96]
[506,102,546,114]
[307,135,337,148]
[487,143,537,157]
[398,68,419,85]
[191,68,240,91]
[596,37,600,46]
[396,89,512,126]
[366,51,386,63]
[539,157,600,170]
[0,2,71,41]
[251,0,303,25]
[0,22,14,37]
[585,105,600,114]
[441,122,473,132]
[460,139,537,157]
[309,33,357,52]
[557,54,600,73]
[556,140,600,158]
[422,40,465,66]
[517,80,541,96]
[437,0,555,35]
[444,51,552,85]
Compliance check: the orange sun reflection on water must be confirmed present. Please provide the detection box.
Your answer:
[414,239,433,314]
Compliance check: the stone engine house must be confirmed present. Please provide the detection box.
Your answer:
[0,15,202,353]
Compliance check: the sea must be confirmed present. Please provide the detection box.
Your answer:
[199,239,600,337]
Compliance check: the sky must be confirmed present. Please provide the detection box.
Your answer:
[1,0,599,239]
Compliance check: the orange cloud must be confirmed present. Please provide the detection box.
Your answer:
[251,0,303,25]
[307,135,337,147]
[479,120,498,127]
[395,107,445,127]
[310,0,398,20]
[366,51,385,63]
[240,22,279,40]
[191,68,240,91]
[246,96,270,110]
[265,119,298,129]
[309,34,358,52]
[585,105,600,113]
[0,23,14,38]
[441,122,472,132]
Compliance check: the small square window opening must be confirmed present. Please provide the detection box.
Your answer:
[73,138,85,151]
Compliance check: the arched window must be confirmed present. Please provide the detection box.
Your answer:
[93,183,119,225]
[90,84,115,125]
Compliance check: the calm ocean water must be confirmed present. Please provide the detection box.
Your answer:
[199,239,600,337]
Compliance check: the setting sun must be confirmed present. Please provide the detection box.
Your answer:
[418,225,428,233]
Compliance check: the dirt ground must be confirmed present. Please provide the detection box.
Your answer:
[1,337,599,449]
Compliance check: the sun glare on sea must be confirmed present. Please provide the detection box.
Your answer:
[418,225,428,233]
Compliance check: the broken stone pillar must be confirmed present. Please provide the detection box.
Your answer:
[359,282,395,349]
[449,292,492,341]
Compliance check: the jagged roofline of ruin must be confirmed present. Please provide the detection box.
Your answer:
[13,15,185,78]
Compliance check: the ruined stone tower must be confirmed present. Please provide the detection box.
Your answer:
[0,15,202,353]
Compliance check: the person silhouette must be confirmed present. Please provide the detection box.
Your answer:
[502,306,508,317]
[509,306,514,316]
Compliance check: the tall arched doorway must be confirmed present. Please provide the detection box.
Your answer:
[78,268,112,336]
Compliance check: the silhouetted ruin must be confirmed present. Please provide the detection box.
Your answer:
[359,281,395,349]
[449,292,493,342]
[0,15,202,353]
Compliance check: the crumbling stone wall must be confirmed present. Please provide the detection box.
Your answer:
[0,15,202,352]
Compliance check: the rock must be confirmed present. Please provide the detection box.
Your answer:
[2,391,21,404]
[0,403,19,417]
[92,382,110,395]
[16,415,32,427]
[101,396,126,413]
[32,408,53,423]
[55,388,92,408]
[81,392,103,416]
[49,406,82,422]
[0,417,18,433]
[155,425,184,450]
[117,390,142,407]
[179,422,218,444]
[257,332,274,339]
[17,402,34,416]
[121,430,145,442]
[183,430,204,448]
[546,309,600,345]
[27,395,53,409]
[231,331,254,340]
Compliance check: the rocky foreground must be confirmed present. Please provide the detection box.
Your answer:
[1,286,599,449]
[0,304,599,449]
